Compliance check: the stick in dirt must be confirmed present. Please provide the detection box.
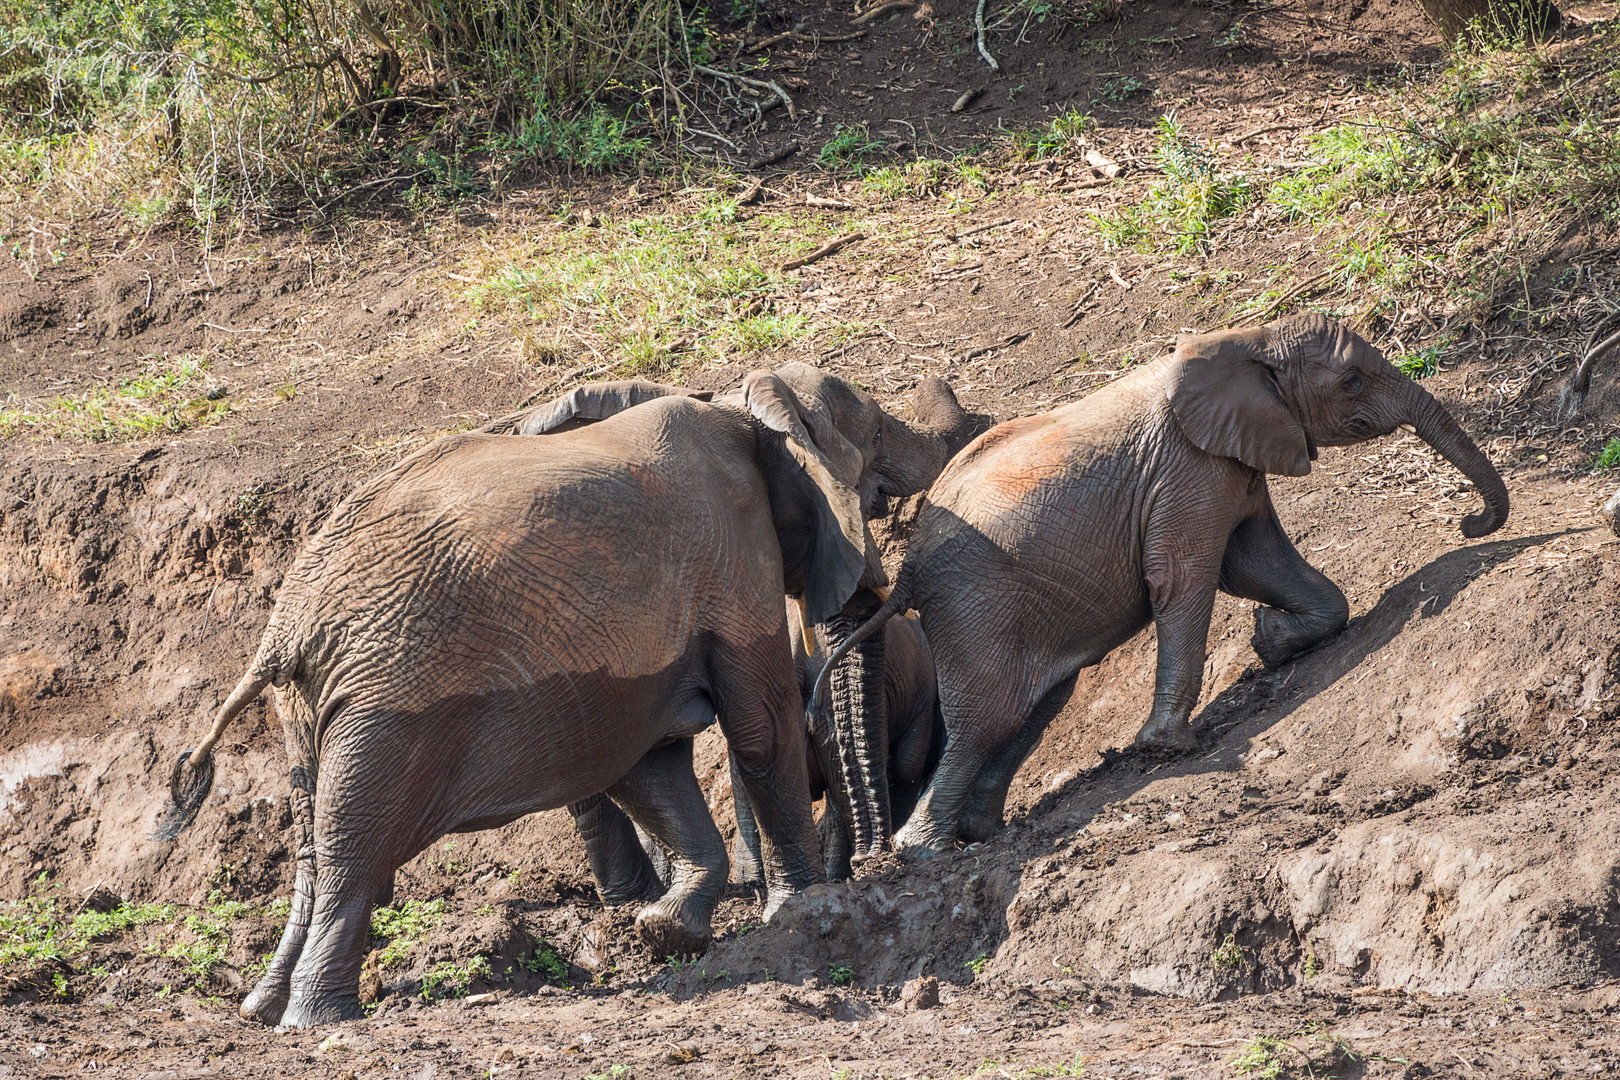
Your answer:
[782,233,866,272]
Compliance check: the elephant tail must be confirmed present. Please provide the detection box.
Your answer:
[807,568,913,718]
[153,644,284,841]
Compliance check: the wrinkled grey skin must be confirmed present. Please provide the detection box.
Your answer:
[577,599,945,898]
[508,369,974,876]
[1603,488,1620,537]
[813,313,1511,860]
[160,369,938,1029]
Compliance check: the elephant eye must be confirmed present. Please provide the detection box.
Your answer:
[1343,372,1364,394]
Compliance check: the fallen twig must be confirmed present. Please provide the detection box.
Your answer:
[201,322,271,334]
[735,176,765,205]
[687,127,738,151]
[853,0,915,24]
[949,217,1015,241]
[951,87,982,112]
[975,0,1000,70]
[805,193,856,209]
[747,28,866,52]
[1060,283,1101,329]
[694,64,796,120]
[748,141,802,169]
[962,329,1031,361]
[782,233,866,271]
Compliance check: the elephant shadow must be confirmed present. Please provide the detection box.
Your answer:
[1023,527,1578,824]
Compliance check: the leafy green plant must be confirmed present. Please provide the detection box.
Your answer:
[1230,1035,1288,1079]
[818,124,888,169]
[521,943,570,986]
[1592,436,1620,471]
[1394,344,1443,380]
[828,962,856,987]
[1093,116,1254,254]
[584,1065,634,1080]
[1302,953,1323,979]
[965,952,990,976]
[493,103,649,172]
[418,954,492,1000]
[1011,108,1093,159]
[370,898,445,967]
[1211,932,1248,972]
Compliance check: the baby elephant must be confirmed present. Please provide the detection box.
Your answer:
[815,312,1511,859]
[573,596,944,898]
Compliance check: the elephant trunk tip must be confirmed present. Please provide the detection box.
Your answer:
[1461,508,1505,539]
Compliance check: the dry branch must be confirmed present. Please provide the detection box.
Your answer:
[782,233,866,271]
[1234,268,1336,327]
[694,64,797,120]
[749,141,802,169]
[975,0,1000,71]
[853,1,916,24]
[951,87,981,112]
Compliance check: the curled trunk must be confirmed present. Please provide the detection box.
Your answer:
[1406,381,1510,538]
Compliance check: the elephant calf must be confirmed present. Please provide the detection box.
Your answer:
[160,368,956,1027]
[575,596,945,898]
[815,312,1510,859]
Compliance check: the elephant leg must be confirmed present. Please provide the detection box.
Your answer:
[892,737,996,860]
[1133,582,1219,754]
[240,770,316,1026]
[606,738,729,959]
[958,674,1078,842]
[712,652,821,919]
[1219,498,1350,669]
[728,754,765,886]
[819,799,853,881]
[569,792,666,903]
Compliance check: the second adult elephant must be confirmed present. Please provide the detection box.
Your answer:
[493,368,974,866]
[815,313,1510,858]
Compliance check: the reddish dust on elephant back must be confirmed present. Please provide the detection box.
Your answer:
[3,0,1620,1075]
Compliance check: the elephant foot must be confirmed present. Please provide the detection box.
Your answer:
[893,817,954,862]
[635,893,712,960]
[279,991,363,1029]
[598,864,667,905]
[239,978,290,1026]
[1251,607,1319,669]
[956,805,1006,844]
[1133,717,1199,756]
[730,840,764,888]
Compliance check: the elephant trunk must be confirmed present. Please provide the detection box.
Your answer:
[816,590,891,865]
[1405,380,1510,538]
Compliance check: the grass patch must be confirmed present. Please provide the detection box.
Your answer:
[463,193,831,375]
[1211,932,1248,972]
[1230,1035,1289,1079]
[1593,436,1620,471]
[1011,107,1093,160]
[520,942,570,986]
[818,124,889,170]
[0,356,230,441]
[370,898,445,968]
[1093,116,1254,254]
[419,954,492,1000]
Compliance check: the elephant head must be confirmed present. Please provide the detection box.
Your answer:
[730,364,974,865]
[489,367,975,866]
[1165,311,1509,538]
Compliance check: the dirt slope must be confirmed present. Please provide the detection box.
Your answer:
[3,0,1620,1076]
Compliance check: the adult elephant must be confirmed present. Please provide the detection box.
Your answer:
[161,367,957,1028]
[813,313,1511,859]
[575,600,946,899]
[494,368,973,878]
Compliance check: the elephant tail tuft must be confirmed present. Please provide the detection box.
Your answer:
[807,568,913,718]
[152,654,280,841]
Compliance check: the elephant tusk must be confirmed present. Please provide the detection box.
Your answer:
[793,595,815,656]
[871,585,891,602]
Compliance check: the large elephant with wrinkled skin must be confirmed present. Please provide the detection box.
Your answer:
[160,366,965,1029]
[574,599,945,899]
[813,313,1511,860]
[495,369,974,881]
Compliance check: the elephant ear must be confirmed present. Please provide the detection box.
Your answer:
[1164,330,1312,477]
[740,370,867,626]
[482,381,713,435]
